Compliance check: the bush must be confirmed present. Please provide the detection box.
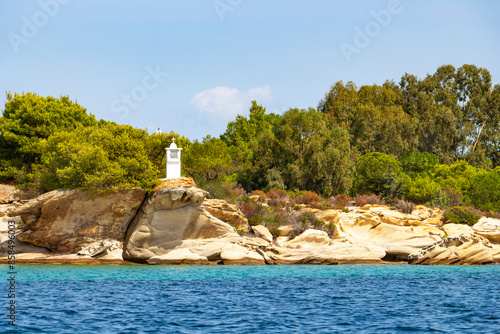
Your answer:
[443,206,481,226]
[328,194,352,209]
[393,199,415,214]
[354,194,385,207]
[287,211,334,238]
[293,191,326,209]
[404,175,439,204]
[250,190,267,203]
[442,188,463,207]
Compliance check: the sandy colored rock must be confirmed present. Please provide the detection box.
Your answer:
[204,199,249,232]
[252,225,273,243]
[277,225,294,237]
[473,218,500,243]
[147,248,209,265]
[220,243,265,265]
[335,208,444,260]
[77,240,122,257]
[0,185,20,204]
[442,223,474,236]
[409,234,500,265]
[153,177,197,191]
[0,216,50,257]
[8,189,146,253]
[123,186,238,262]
[284,229,332,249]
[264,239,386,265]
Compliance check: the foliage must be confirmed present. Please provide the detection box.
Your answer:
[328,194,353,209]
[404,175,440,204]
[432,160,481,196]
[353,152,407,200]
[466,167,500,212]
[354,194,385,207]
[399,149,439,177]
[183,135,238,181]
[443,206,481,226]
[393,200,416,214]
[39,122,159,192]
[0,93,97,175]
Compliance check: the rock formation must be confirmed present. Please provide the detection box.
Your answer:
[203,199,249,232]
[7,188,146,253]
[408,234,500,265]
[473,218,500,243]
[1,181,499,266]
[123,185,239,262]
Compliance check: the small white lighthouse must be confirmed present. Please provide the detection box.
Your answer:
[165,138,182,179]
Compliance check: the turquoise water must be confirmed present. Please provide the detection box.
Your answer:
[2,265,500,333]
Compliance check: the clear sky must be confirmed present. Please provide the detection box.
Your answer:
[1,0,499,141]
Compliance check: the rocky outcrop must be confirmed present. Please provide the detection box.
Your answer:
[123,186,239,262]
[252,225,273,243]
[0,185,19,204]
[203,199,249,232]
[442,223,474,236]
[325,206,444,261]
[408,234,500,265]
[8,189,146,253]
[473,218,500,243]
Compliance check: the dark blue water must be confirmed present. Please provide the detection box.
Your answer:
[1,265,499,333]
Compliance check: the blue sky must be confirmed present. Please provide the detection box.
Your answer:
[1,0,499,141]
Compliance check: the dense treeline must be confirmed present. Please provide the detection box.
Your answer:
[1,64,499,214]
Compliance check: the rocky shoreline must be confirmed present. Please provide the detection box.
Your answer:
[1,180,499,266]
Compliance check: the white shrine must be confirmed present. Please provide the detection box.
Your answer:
[165,139,182,179]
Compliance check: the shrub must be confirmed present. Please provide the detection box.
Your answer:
[442,188,463,207]
[250,189,267,203]
[404,175,439,204]
[393,199,415,214]
[288,212,334,238]
[443,206,481,226]
[237,200,264,226]
[426,188,450,209]
[293,191,326,209]
[327,194,352,209]
[266,188,291,208]
[354,194,385,207]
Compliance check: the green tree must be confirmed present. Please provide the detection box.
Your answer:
[270,108,355,196]
[466,167,500,212]
[319,81,417,156]
[183,135,238,181]
[0,92,97,171]
[353,152,407,200]
[39,122,159,192]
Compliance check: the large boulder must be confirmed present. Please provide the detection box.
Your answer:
[473,218,500,243]
[123,186,239,262]
[203,199,249,232]
[8,189,146,253]
[336,210,443,260]
[409,234,500,265]
[252,225,273,243]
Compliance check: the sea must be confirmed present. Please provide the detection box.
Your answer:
[1,264,499,333]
